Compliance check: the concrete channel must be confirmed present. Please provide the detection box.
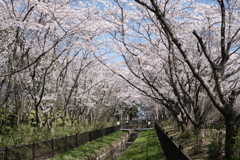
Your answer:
[111,131,139,159]
[88,131,139,160]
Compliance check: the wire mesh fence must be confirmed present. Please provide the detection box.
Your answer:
[155,122,192,160]
[0,125,121,160]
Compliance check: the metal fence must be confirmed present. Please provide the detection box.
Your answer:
[0,125,121,160]
[155,122,192,160]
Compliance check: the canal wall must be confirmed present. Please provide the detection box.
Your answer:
[87,131,132,160]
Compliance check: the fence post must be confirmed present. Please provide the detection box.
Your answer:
[76,133,78,147]
[165,132,169,159]
[65,135,68,151]
[179,144,183,160]
[5,147,8,160]
[32,142,35,160]
[51,138,54,157]
[170,136,173,160]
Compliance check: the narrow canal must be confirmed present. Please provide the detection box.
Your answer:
[105,131,139,160]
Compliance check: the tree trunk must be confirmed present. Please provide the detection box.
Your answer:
[176,114,185,132]
[35,106,40,129]
[225,116,240,159]
[38,112,43,128]
[28,109,31,125]
[50,119,55,133]
[63,110,67,131]
[194,127,204,153]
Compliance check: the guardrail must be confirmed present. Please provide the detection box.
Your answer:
[155,122,192,160]
[120,120,155,129]
[0,125,121,160]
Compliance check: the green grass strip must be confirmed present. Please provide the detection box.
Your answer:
[117,129,166,160]
[51,131,128,160]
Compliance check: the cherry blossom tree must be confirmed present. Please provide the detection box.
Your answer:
[0,0,136,133]
[99,0,240,158]
[136,0,240,158]
[1,0,239,158]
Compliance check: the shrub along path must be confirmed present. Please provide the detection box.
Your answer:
[118,129,166,160]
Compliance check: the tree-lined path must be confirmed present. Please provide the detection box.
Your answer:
[0,0,239,159]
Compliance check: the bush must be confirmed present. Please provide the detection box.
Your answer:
[0,107,16,134]
[207,130,225,159]
[0,125,51,148]
[231,131,240,160]
[0,120,113,149]
[180,129,192,139]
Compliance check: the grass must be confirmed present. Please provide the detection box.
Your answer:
[51,131,128,160]
[117,129,166,160]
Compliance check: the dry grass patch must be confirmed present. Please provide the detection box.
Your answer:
[161,121,210,160]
